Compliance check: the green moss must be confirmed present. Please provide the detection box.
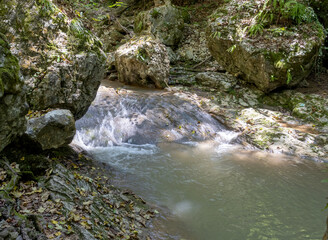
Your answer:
[0,33,21,94]
[134,12,147,33]
[150,9,161,18]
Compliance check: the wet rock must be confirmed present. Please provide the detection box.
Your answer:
[0,33,28,152]
[25,109,76,150]
[115,36,170,88]
[206,0,325,92]
[0,0,106,120]
[134,3,184,46]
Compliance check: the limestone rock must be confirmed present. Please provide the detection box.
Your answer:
[115,36,170,88]
[195,72,238,89]
[206,0,325,92]
[0,0,106,120]
[0,34,28,152]
[25,109,76,150]
[134,4,184,46]
[262,90,328,129]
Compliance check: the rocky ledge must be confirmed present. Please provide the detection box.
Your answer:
[0,146,155,240]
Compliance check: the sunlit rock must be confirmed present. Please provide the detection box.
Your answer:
[115,36,170,88]
[206,0,325,92]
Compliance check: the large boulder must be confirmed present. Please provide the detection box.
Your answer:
[25,109,76,150]
[0,0,106,120]
[0,34,28,152]
[115,36,170,88]
[206,0,325,92]
[134,3,184,46]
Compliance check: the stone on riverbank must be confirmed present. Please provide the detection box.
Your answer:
[0,34,28,152]
[206,0,325,92]
[115,36,170,88]
[25,109,75,150]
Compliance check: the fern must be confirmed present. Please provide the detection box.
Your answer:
[248,23,264,37]
[247,0,315,37]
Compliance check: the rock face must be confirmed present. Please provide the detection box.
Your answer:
[134,3,184,46]
[115,36,170,88]
[0,34,28,152]
[0,0,106,120]
[206,0,325,92]
[25,109,76,150]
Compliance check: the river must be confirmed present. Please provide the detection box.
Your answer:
[73,81,328,240]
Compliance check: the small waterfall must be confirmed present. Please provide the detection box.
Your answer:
[73,85,237,149]
[71,83,328,240]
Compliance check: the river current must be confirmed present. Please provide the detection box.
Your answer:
[73,82,328,240]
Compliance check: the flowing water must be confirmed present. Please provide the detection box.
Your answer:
[73,82,328,240]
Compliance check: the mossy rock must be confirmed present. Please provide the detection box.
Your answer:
[134,4,185,46]
[206,0,325,92]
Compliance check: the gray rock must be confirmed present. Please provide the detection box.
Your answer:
[0,0,106,120]
[195,72,238,89]
[26,109,76,150]
[115,36,170,88]
[26,53,105,120]
[134,3,184,46]
[0,33,28,152]
[206,0,325,92]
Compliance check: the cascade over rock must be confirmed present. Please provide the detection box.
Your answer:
[206,0,325,92]
[134,3,184,46]
[115,36,170,88]
[0,0,106,120]
[0,34,28,152]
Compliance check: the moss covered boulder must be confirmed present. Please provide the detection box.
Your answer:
[115,35,170,88]
[134,3,184,46]
[0,0,106,120]
[206,0,325,92]
[0,34,28,152]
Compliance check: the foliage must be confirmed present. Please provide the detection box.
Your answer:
[247,0,317,37]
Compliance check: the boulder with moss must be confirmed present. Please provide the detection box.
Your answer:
[206,0,325,92]
[115,36,170,88]
[0,0,106,120]
[0,34,28,152]
[134,3,184,46]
